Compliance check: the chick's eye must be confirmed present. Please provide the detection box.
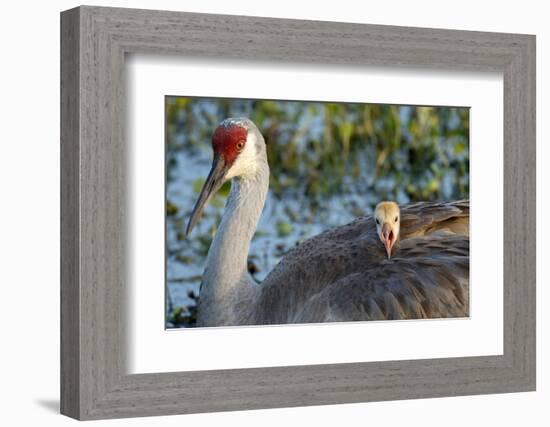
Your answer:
[236,141,245,151]
[395,216,399,222]
[375,219,380,225]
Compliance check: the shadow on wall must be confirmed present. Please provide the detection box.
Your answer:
[35,399,59,414]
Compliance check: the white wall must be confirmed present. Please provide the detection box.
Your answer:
[0,0,547,425]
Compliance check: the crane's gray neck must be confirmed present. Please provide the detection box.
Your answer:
[197,162,269,326]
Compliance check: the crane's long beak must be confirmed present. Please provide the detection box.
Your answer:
[186,155,228,236]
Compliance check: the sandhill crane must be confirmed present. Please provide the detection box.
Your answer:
[186,117,469,327]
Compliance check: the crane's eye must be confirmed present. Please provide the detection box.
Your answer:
[395,216,399,222]
[375,218,380,225]
[236,141,245,151]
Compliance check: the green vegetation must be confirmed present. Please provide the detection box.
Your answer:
[165,97,469,327]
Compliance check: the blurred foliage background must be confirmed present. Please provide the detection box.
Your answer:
[165,97,469,328]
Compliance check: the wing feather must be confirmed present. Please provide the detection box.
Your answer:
[255,200,470,324]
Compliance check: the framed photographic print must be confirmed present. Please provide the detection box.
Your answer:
[61,5,536,420]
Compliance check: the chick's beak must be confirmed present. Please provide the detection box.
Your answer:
[381,223,395,259]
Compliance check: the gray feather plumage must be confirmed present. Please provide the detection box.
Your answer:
[250,200,470,325]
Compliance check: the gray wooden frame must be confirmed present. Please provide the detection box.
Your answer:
[60,5,536,420]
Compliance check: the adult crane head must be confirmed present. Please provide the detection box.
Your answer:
[374,201,400,259]
[186,118,267,236]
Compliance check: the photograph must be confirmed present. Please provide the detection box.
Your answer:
[165,97,470,328]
